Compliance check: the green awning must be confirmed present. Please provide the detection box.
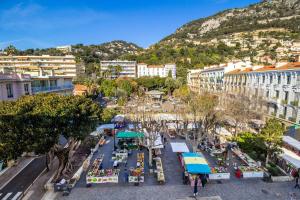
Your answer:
[116,131,144,138]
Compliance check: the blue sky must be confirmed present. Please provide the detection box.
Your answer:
[0,0,259,50]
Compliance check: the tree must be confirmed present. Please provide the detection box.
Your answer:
[165,77,176,96]
[188,92,219,151]
[259,118,284,165]
[4,45,19,55]
[0,94,101,182]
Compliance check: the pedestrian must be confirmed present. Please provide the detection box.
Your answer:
[124,168,129,183]
[193,176,198,196]
[294,170,300,189]
[200,174,208,188]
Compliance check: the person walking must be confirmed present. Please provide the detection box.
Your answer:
[124,168,129,183]
[193,176,199,196]
[294,170,300,189]
[200,174,208,188]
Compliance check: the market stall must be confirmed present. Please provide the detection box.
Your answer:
[86,155,120,185]
[181,152,211,186]
[117,131,144,150]
[112,149,128,164]
[171,142,190,153]
[154,157,165,184]
[232,148,264,178]
[129,153,145,184]
[209,166,230,180]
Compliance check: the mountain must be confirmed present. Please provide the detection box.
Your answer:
[126,0,300,78]
[162,0,300,45]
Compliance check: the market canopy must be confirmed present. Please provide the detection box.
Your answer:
[182,152,211,174]
[116,131,144,139]
[171,142,190,153]
[283,136,300,151]
[281,148,300,169]
[112,115,125,123]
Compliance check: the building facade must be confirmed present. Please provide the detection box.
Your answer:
[100,60,137,78]
[137,63,176,79]
[0,73,32,101]
[224,62,300,123]
[0,55,78,94]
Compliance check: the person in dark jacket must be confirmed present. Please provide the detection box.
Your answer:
[200,174,208,188]
[193,176,198,196]
[295,170,300,189]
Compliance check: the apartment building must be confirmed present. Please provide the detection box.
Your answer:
[0,55,79,94]
[187,61,251,93]
[137,63,176,79]
[100,60,137,78]
[0,73,32,101]
[187,69,202,93]
[224,62,300,123]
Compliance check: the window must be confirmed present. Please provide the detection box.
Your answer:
[262,76,265,84]
[276,90,280,98]
[6,83,13,98]
[24,84,30,95]
[266,91,269,97]
[278,75,281,84]
[270,75,273,84]
[285,91,289,101]
[287,75,291,84]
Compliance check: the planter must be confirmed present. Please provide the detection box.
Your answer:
[271,176,293,182]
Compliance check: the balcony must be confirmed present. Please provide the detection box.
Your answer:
[32,85,74,94]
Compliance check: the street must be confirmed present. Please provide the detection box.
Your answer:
[0,156,46,200]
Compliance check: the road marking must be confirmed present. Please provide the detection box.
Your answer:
[1,192,12,200]
[0,193,2,197]
[0,158,35,190]
[11,192,22,200]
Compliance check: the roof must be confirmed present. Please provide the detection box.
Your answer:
[254,65,276,72]
[116,131,144,138]
[74,84,88,91]
[283,136,300,151]
[226,69,241,75]
[277,62,300,70]
[171,142,190,153]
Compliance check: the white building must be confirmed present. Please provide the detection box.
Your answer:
[100,60,137,78]
[137,63,176,79]
[56,45,72,53]
[0,55,79,94]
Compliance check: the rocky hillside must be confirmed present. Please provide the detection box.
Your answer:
[72,40,142,61]
[162,0,300,45]
[125,0,300,78]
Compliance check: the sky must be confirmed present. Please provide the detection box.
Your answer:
[0,0,260,50]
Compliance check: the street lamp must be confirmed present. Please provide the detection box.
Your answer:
[114,123,117,151]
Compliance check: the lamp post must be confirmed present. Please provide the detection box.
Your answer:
[114,123,117,151]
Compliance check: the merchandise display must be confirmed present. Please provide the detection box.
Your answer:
[129,153,145,183]
[155,157,165,184]
[209,166,230,180]
[86,155,120,184]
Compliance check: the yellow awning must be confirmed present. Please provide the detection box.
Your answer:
[184,157,207,165]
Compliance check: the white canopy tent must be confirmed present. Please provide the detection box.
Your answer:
[112,114,125,123]
[281,148,300,169]
[283,136,300,151]
[143,128,164,149]
[96,124,115,132]
[170,142,190,153]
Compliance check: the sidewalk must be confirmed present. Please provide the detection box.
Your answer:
[0,157,34,189]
